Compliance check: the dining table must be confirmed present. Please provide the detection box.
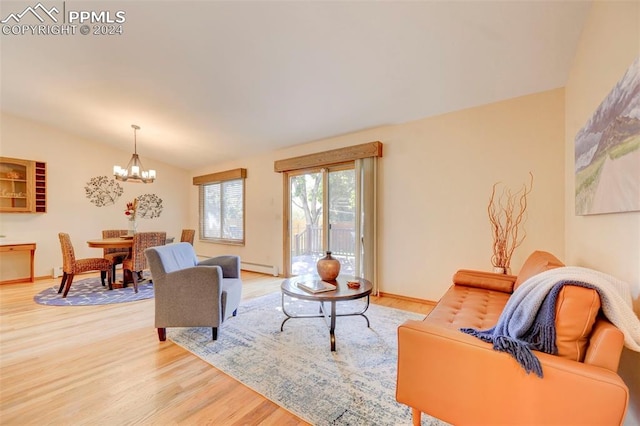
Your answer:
[87,237,134,250]
[86,236,175,250]
[86,236,175,287]
[87,237,135,287]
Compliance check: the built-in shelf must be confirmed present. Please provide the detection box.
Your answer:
[34,162,46,213]
[0,157,47,213]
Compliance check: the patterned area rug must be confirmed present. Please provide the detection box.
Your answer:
[34,273,153,306]
[169,292,448,426]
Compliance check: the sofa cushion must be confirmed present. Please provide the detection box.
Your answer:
[514,251,600,361]
[514,250,564,290]
[555,285,601,361]
[426,285,510,330]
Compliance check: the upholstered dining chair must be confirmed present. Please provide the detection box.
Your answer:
[122,232,166,293]
[58,233,112,298]
[180,229,195,245]
[102,229,129,285]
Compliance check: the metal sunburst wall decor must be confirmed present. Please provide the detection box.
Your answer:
[85,176,124,207]
[136,193,163,219]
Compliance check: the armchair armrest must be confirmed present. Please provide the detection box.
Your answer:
[198,255,240,278]
[452,269,516,293]
[154,265,224,327]
[397,320,629,426]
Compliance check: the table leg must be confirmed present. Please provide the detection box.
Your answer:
[280,292,292,331]
[123,269,134,286]
[330,301,337,351]
[29,247,35,283]
[280,292,369,352]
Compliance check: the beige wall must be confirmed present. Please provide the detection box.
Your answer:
[192,88,566,302]
[564,2,640,424]
[0,112,190,279]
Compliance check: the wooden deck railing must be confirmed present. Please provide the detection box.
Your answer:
[293,225,354,256]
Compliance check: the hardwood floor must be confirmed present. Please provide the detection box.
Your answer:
[0,271,434,425]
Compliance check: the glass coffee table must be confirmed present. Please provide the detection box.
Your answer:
[280,275,373,351]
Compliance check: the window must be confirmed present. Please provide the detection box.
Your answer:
[194,168,246,245]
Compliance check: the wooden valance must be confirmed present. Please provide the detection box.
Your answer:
[274,141,382,173]
[192,168,246,185]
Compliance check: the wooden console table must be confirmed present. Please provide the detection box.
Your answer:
[0,242,36,284]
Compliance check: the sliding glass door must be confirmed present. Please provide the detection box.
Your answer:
[287,164,356,276]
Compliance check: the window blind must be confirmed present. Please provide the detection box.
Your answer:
[194,168,246,245]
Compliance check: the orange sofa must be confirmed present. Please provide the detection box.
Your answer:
[396,251,629,425]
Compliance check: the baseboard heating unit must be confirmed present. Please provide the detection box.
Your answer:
[241,261,279,277]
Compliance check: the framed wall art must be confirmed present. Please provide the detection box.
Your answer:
[575,56,640,215]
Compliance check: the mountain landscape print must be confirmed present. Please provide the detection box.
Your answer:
[575,56,640,215]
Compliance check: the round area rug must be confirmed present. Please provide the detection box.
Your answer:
[34,274,153,306]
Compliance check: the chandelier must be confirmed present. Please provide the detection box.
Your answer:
[113,124,156,183]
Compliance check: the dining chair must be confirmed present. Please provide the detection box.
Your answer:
[102,229,129,285]
[122,232,167,293]
[180,229,195,245]
[58,233,112,298]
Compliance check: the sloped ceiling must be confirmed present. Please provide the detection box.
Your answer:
[0,1,591,170]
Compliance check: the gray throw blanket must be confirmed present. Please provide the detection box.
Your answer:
[460,266,640,378]
[461,280,587,377]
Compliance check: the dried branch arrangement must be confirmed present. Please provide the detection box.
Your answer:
[488,172,533,272]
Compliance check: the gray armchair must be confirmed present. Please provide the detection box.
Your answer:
[144,242,242,341]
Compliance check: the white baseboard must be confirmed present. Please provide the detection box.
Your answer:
[51,266,63,278]
[241,261,279,277]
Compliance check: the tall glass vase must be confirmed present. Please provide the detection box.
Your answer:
[127,217,137,236]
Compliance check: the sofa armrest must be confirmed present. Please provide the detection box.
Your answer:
[198,255,240,278]
[397,320,628,426]
[452,269,516,293]
[584,318,625,371]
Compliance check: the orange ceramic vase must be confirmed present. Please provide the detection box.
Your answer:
[317,251,340,281]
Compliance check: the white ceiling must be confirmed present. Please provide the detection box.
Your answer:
[0,1,591,170]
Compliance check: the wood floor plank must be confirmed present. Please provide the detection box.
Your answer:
[0,270,433,424]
